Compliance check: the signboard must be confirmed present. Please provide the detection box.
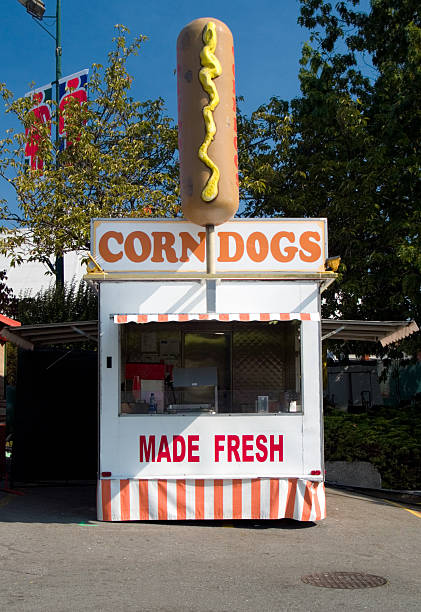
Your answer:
[91,218,327,274]
[103,415,305,479]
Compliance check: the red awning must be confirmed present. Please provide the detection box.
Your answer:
[0,313,20,343]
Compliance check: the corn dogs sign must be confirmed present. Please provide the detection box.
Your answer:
[91,218,327,273]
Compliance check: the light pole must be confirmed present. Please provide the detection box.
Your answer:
[17,0,64,287]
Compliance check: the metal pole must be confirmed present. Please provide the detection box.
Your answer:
[206,225,216,312]
[206,224,215,274]
[54,0,64,286]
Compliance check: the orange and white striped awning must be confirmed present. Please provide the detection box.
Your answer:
[113,312,320,324]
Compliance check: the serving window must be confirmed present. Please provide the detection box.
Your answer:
[120,320,302,415]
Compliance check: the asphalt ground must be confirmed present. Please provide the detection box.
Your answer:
[0,484,419,611]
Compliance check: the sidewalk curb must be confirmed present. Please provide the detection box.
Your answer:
[326,482,421,506]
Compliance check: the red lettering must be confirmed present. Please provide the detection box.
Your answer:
[269,435,283,462]
[139,435,155,462]
[227,435,241,462]
[214,435,225,462]
[255,435,268,462]
[299,231,321,262]
[59,80,87,143]
[242,434,254,462]
[157,435,171,462]
[141,433,281,464]
[99,231,123,263]
[187,435,200,462]
[172,435,186,462]
[270,232,298,262]
[25,103,52,171]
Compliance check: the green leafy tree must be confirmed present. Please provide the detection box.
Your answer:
[15,279,97,325]
[0,269,16,318]
[239,0,421,334]
[0,25,179,270]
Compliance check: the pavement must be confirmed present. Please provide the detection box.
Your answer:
[0,484,420,611]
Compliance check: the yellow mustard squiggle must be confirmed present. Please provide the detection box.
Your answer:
[198,22,222,202]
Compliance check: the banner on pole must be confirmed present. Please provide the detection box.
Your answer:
[24,68,89,170]
[58,69,89,150]
[24,83,52,171]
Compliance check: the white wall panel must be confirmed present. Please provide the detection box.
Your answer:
[217,280,319,313]
[99,279,323,481]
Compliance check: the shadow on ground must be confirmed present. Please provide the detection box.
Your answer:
[0,483,317,528]
[0,483,97,525]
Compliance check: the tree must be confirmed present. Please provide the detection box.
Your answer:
[0,25,179,271]
[239,0,421,336]
[15,279,97,326]
[0,269,16,317]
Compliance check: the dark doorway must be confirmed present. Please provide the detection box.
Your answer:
[11,349,97,483]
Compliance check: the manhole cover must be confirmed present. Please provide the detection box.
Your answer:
[301,572,387,589]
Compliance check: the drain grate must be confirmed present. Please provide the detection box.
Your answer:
[301,572,387,589]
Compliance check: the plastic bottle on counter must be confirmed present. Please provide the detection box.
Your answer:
[148,392,157,414]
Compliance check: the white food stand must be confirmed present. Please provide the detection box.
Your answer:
[86,218,336,521]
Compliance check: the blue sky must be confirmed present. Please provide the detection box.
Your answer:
[3,1,307,116]
[0,0,313,215]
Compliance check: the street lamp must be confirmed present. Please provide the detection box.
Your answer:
[17,0,64,286]
[17,0,46,20]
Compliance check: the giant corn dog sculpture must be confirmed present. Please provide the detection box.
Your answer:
[177,18,239,227]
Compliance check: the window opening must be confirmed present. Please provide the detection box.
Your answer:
[120,321,302,415]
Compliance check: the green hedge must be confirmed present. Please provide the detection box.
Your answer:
[324,406,421,490]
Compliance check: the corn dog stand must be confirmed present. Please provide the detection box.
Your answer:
[86,18,337,521]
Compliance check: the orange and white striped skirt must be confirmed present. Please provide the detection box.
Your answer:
[97,478,326,522]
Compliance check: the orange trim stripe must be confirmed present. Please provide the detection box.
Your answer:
[101,480,112,521]
[321,483,326,518]
[285,478,297,519]
[195,480,205,519]
[214,480,224,519]
[301,481,313,521]
[157,480,167,520]
[139,480,149,520]
[120,479,131,521]
[116,312,318,325]
[313,482,322,521]
[232,479,242,519]
[269,479,279,519]
[251,479,261,519]
[176,480,186,520]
